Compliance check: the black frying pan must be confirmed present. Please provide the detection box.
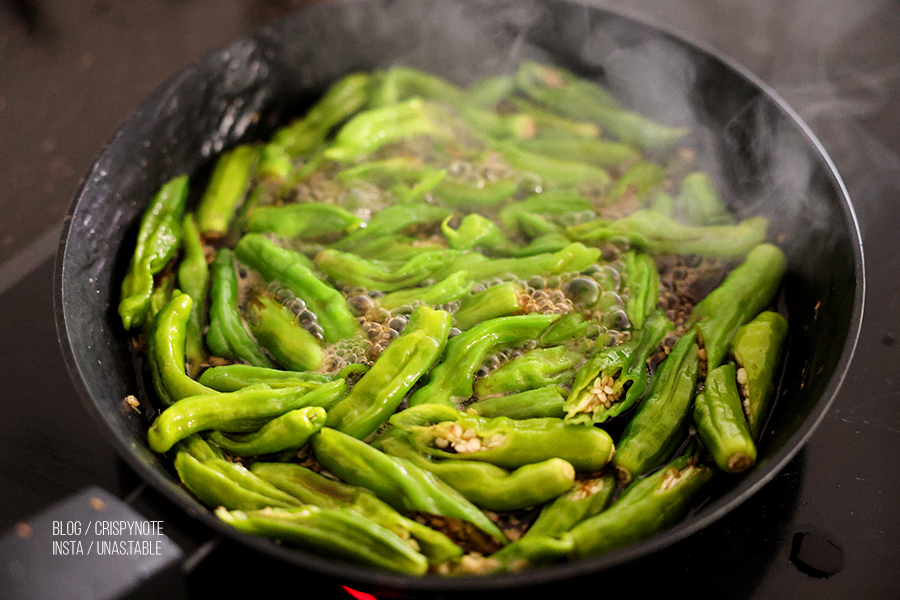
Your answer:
[55,0,864,595]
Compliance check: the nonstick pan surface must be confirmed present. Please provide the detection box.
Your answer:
[55,0,863,594]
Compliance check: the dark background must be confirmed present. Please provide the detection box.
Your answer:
[0,1,898,598]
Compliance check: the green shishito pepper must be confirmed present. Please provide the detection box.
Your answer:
[407,313,559,407]
[678,170,731,226]
[473,345,581,398]
[206,406,326,457]
[217,506,429,575]
[246,294,324,372]
[245,203,363,240]
[525,472,617,539]
[176,213,209,377]
[567,210,768,258]
[324,97,451,163]
[565,310,673,425]
[119,174,188,330]
[147,292,218,406]
[270,72,375,157]
[250,462,463,566]
[693,363,757,473]
[612,330,700,484]
[689,243,786,370]
[310,427,507,544]
[568,452,713,559]
[207,248,274,368]
[148,380,347,453]
[175,452,302,510]
[468,385,568,420]
[197,363,363,392]
[514,62,688,151]
[195,144,259,239]
[234,234,363,344]
[325,306,453,440]
[390,404,614,472]
[730,310,789,440]
[622,250,660,330]
[314,247,462,292]
[375,429,575,511]
[453,283,523,331]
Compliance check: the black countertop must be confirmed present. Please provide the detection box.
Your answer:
[1,1,898,598]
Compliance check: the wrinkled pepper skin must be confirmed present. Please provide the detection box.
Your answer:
[478,534,574,573]
[310,427,507,544]
[376,430,575,511]
[407,313,559,407]
[622,250,660,330]
[235,234,363,343]
[390,404,614,472]
[473,345,580,398]
[147,292,217,406]
[270,72,375,157]
[246,203,363,240]
[612,330,700,483]
[197,363,359,392]
[206,406,326,457]
[333,203,453,252]
[693,363,757,473]
[176,213,209,377]
[324,98,449,162]
[525,473,617,539]
[565,310,673,425]
[567,210,768,259]
[468,385,568,420]
[568,453,713,559]
[119,174,188,330]
[689,243,786,370]
[196,144,259,239]
[730,310,789,440]
[452,283,523,331]
[217,506,429,575]
[246,294,324,372]
[314,247,461,292]
[250,462,463,566]
[378,271,474,311]
[148,380,346,453]
[174,452,301,510]
[206,248,274,368]
[325,306,453,439]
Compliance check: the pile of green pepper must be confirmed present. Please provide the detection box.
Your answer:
[119,62,790,575]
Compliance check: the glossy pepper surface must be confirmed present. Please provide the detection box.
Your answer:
[250,462,463,566]
[390,404,614,472]
[568,453,713,559]
[693,363,757,473]
[235,234,363,343]
[206,406,326,457]
[176,213,209,377]
[310,427,507,544]
[147,292,217,406]
[612,330,700,483]
[195,144,259,239]
[325,306,452,439]
[206,248,274,368]
[119,174,188,330]
[216,505,429,575]
[148,380,346,453]
[246,293,324,372]
[525,473,617,539]
[376,429,575,511]
[407,313,558,407]
[689,243,786,370]
[730,310,789,440]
